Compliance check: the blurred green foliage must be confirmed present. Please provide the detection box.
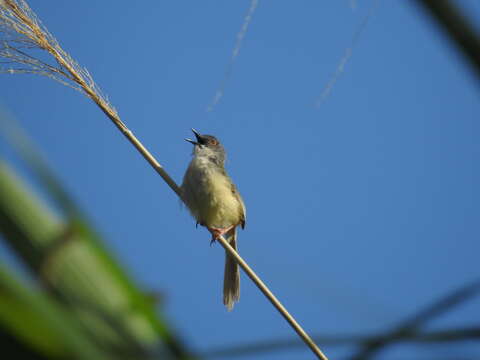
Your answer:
[0,114,193,360]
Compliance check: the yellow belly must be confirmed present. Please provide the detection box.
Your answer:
[197,171,241,228]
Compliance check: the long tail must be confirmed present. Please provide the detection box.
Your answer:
[223,227,240,311]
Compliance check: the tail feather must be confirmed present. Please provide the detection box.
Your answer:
[223,227,240,311]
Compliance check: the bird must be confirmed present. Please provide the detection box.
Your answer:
[181,129,246,310]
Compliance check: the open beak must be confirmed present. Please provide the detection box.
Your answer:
[185,128,203,145]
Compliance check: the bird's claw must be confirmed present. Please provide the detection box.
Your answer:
[209,228,222,246]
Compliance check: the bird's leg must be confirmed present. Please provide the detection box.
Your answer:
[208,225,235,246]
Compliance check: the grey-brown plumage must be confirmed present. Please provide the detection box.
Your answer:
[181,129,246,310]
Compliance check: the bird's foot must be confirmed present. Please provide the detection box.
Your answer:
[208,225,235,246]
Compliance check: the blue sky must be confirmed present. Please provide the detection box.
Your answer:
[1,1,480,359]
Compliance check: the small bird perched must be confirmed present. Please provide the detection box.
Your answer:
[181,129,246,310]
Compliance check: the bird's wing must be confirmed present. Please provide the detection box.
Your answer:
[230,181,246,229]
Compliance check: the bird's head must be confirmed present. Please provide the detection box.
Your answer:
[185,129,226,164]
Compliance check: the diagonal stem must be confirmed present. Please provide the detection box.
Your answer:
[0,1,329,359]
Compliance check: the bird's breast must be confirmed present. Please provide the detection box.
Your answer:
[182,156,241,228]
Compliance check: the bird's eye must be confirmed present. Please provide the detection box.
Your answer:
[209,139,218,146]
